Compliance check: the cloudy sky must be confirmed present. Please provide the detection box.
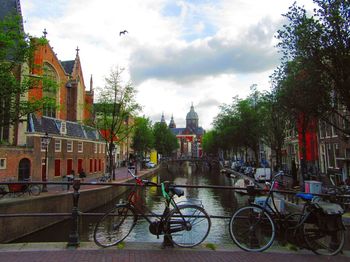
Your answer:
[21,0,313,130]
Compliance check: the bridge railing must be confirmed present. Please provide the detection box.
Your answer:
[0,180,349,248]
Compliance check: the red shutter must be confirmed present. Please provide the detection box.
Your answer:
[78,159,83,173]
[67,159,73,175]
[54,159,61,177]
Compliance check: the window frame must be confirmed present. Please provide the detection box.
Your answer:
[55,139,62,152]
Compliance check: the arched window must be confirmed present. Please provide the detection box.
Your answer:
[18,158,31,181]
[42,63,58,118]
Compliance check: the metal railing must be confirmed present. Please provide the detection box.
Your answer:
[0,180,349,248]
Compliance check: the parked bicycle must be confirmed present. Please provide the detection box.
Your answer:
[93,168,211,248]
[98,173,112,182]
[6,179,41,197]
[229,172,345,256]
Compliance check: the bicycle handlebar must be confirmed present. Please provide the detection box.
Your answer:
[127,168,158,186]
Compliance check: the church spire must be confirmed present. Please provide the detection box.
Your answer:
[160,112,166,124]
[169,114,176,128]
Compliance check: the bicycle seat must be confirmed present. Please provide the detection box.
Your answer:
[295,192,314,201]
[169,186,184,197]
[163,181,184,197]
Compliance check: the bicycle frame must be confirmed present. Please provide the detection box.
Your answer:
[123,169,188,235]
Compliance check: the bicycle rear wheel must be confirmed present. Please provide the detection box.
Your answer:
[93,204,136,247]
[303,219,345,256]
[29,185,41,196]
[229,205,275,252]
[166,204,211,248]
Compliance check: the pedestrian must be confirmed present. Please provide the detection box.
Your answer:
[79,168,86,181]
[66,170,75,190]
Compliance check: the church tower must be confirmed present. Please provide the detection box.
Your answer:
[186,103,199,131]
[169,114,176,128]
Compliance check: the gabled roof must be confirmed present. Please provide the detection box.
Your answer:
[60,60,75,75]
[170,127,204,136]
[28,114,102,141]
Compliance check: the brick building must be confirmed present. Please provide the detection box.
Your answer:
[0,0,105,182]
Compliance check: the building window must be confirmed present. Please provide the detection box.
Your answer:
[54,159,61,177]
[42,63,58,118]
[0,158,6,169]
[94,159,97,172]
[94,143,97,153]
[67,140,73,152]
[327,144,334,168]
[334,144,339,168]
[55,139,61,152]
[41,139,49,152]
[78,142,83,153]
[60,121,67,135]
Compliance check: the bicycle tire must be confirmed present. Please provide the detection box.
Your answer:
[303,215,345,256]
[29,185,41,196]
[165,204,211,248]
[229,205,275,252]
[93,204,136,248]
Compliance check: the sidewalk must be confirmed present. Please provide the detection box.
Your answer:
[0,242,349,262]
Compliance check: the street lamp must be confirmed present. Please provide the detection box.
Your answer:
[41,132,51,192]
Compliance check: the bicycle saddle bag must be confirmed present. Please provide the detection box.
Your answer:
[313,201,344,215]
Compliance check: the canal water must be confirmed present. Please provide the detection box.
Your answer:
[15,164,246,245]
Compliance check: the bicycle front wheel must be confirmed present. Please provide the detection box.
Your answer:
[166,204,211,248]
[229,205,275,252]
[303,217,345,256]
[29,185,41,196]
[93,204,136,248]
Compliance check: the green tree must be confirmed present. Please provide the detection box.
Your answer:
[272,58,328,175]
[259,90,288,169]
[131,116,154,159]
[153,122,178,156]
[202,129,221,156]
[277,0,350,133]
[0,14,56,144]
[94,67,140,179]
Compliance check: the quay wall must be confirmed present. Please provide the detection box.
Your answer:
[0,169,158,243]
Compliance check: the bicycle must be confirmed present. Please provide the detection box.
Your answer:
[98,173,111,182]
[229,172,345,256]
[93,168,211,248]
[8,179,41,197]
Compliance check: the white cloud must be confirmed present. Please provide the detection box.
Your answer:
[21,0,313,130]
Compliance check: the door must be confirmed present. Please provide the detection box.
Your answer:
[18,158,31,181]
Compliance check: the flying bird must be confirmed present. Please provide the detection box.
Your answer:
[119,30,128,36]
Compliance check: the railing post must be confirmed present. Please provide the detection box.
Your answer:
[162,205,174,248]
[67,179,80,248]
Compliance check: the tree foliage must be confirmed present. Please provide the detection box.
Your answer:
[153,122,178,156]
[276,0,350,134]
[0,14,56,143]
[94,67,140,177]
[131,116,154,157]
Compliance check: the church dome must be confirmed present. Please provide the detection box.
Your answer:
[186,104,198,120]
